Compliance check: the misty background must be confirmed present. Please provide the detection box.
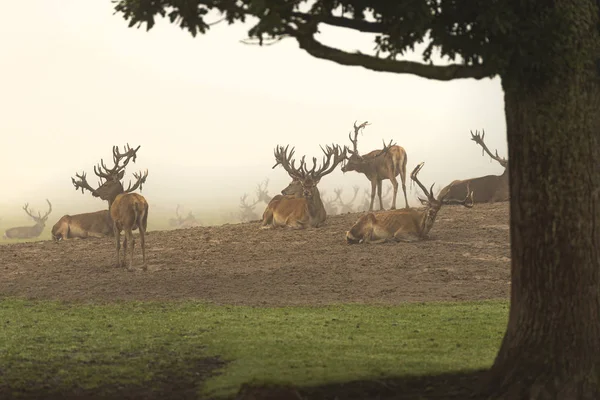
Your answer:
[0,1,506,229]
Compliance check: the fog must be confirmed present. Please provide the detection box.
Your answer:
[0,1,506,227]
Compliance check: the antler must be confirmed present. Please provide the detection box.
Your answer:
[239,194,260,210]
[347,120,370,155]
[470,130,508,167]
[350,186,360,203]
[72,171,99,195]
[410,162,435,202]
[175,204,182,220]
[123,169,148,193]
[22,199,52,222]
[309,144,347,181]
[93,144,141,179]
[442,183,475,208]
[374,138,397,158]
[272,145,304,179]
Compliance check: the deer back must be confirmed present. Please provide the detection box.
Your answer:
[110,193,148,232]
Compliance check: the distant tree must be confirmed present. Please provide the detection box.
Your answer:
[112,1,600,398]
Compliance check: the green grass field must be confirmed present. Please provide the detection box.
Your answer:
[0,298,508,399]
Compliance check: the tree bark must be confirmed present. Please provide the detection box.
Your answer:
[486,1,600,398]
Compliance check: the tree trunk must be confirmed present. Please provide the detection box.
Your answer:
[486,2,600,398]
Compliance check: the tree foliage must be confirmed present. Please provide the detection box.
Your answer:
[112,0,582,85]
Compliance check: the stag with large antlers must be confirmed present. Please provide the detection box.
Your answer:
[440,130,509,204]
[51,210,114,241]
[261,143,346,229]
[3,200,53,240]
[346,163,473,244]
[72,144,149,269]
[334,186,360,214]
[341,121,409,210]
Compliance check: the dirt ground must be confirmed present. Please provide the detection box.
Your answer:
[0,203,510,305]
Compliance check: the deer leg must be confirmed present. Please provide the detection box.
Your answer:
[122,235,128,268]
[369,180,377,211]
[139,226,146,270]
[392,229,420,242]
[400,165,409,209]
[390,177,399,210]
[377,181,384,210]
[128,230,135,270]
[114,226,122,267]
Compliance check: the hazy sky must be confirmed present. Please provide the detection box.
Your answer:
[1,1,506,217]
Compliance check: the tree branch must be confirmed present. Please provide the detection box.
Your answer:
[291,12,383,33]
[294,34,494,81]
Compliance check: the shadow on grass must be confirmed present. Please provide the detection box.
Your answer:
[1,357,225,400]
[234,370,490,400]
[2,363,490,400]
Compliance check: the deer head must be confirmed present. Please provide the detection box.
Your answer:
[23,199,52,226]
[341,121,395,173]
[272,143,347,198]
[72,144,148,206]
[411,162,474,234]
[470,130,508,169]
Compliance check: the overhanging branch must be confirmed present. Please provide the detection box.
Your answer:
[294,34,493,81]
[291,12,383,33]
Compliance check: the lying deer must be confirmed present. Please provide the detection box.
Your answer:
[261,143,346,229]
[440,130,509,203]
[3,200,52,239]
[341,121,409,210]
[346,162,473,244]
[72,144,149,270]
[51,210,113,241]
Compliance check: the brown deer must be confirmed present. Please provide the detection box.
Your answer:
[440,130,509,203]
[334,186,360,214]
[72,144,149,270]
[261,143,346,229]
[3,200,53,240]
[341,121,409,210]
[51,210,113,241]
[346,162,473,244]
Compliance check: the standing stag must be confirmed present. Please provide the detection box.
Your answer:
[3,200,52,239]
[334,186,360,214]
[440,130,509,203]
[72,144,149,270]
[341,121,409,210]
[346,162,473,244]
[51,210,113,241]
[261,143,346,229]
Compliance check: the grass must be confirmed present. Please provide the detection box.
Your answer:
[0,298,508,398]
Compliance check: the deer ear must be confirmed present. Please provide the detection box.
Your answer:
[418,197,428,205]
[116,170,125,180]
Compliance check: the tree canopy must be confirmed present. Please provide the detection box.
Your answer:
[112,0,574,86]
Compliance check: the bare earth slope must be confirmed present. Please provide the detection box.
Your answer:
[0,203,510,305]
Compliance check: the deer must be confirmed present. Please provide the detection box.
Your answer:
[440,130,509,203]
[256,179,273,204]
[239,194,261,222]
[345,162,474,244]
[341,121,409,211]
[51,210,114,241]
[261,143,346,229]
[72,144,149,270]
[334,186,360,214]
[168,205,201,228]
[3,200,52,240]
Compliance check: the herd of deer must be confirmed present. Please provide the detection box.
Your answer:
[2,121,509,270]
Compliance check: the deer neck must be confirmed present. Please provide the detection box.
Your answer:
[306,187,325,216]
[417,206,440,238]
